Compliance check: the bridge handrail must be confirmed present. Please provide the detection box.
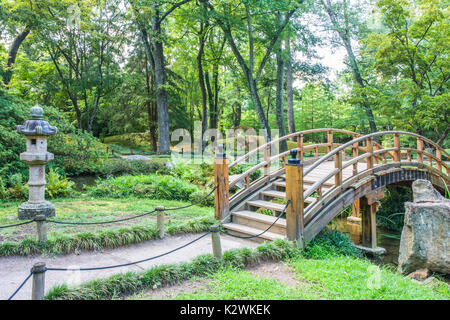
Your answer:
[303,130,449,177]
[228,128,359,169]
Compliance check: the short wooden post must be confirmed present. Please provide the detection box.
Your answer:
[35,215,47,243]
[361,197,377,249]
[210,225,222,259]
[394,133,400,162]
[156,206,165,238]
[214,145,229,221]
[366,138,373,169]
[298,134,304,162]
[31,262,46,300]
[264,145,271,176]
[436,148,442,171]
[352,199,360,218]
[352,135,358,176]
[285,149,304,248]
[327,130,333,153]
[334,150,343,187]
[314,146,318,159]
[417,137,423,163]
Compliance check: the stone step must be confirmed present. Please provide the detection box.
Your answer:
[232,210,286,235]
[222,222,285,243]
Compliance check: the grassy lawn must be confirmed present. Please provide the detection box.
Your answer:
[0,197,215,255]
[133,257,450,300]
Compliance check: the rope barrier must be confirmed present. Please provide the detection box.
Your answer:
[219,200,290,239]
[8,270,33,300]
[46,209,157,225]
[47,231,211,272]
[5,186,217,298]
[0,220,34,229]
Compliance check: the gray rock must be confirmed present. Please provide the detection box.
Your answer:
[398,180,450,275]
[412,179,445,203]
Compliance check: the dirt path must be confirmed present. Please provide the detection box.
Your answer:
[0,233,258,300]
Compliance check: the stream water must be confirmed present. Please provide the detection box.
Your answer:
[331,216,401,266]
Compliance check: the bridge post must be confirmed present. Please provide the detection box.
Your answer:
[285,149,304,248]
[214,145,229,221]
[360,196,377,249]
[327,130,333,153]
[394,133,400,162]
[417,137,423,163]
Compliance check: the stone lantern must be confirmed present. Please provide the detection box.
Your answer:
[16,105,58,220]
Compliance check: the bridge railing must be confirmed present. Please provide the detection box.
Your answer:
[227,128,373,207]
[301,131,450,226]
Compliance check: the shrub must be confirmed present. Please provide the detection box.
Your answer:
[87,174,200,201]
[189,189,215,207]
[45,168,76,198]
[100,159,170,176]
[303,229,362,259]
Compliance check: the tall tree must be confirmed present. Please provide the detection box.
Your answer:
[320,0,378,136]
[130,0,192,154]
[202,0,301,140]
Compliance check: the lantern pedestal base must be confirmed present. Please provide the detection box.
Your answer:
[18,201,55,220]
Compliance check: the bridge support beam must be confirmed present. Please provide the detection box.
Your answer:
[360,196,378,249]
[285,149,304,248]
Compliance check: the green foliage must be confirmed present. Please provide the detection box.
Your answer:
[303,229,362,259]
[87,174,200,201]
[45,168,76,198]
[376,186,412,232]
[189,189,214,207]
[100,159,171,176]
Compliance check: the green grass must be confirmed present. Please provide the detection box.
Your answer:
[44,236,450,301]
[0,197,215,256]
[45,239,300,300]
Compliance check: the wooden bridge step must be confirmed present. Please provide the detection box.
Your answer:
[247,200,286,212]
[232,210,286,235]
[222,222,285,242]
[273,179,333,190]
[260,190,315,204]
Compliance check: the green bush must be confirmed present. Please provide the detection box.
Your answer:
[100,159,170,176]
[169,162,213,187]
[303,229,362,259]
[87,174,200,201]
[189,189,215,207]
[45,168,76,198]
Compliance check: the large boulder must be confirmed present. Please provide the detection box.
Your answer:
[398,179,450,274]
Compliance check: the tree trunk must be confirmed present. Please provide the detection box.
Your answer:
[275,26,287,152]
[145,56,158,152]
[151,18,171,155]
[3,26,31,85]
[197,23,208,150]
[286,36,296,140]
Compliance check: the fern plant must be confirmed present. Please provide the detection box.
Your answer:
[45,168,75,198]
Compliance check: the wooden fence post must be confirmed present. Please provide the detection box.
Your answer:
[298,134,304,162]
[31,262,46,300]
[214,145,229,221]
[436,148,442,172]
[394,133,400,162]
[327,130,333,153]
[210,224,222,259]
[264,145,271,176]
[334,150,343,187]
[366,138,373,170]
[35,215,47,243]
[285,149,304,248]
[156,206,165,238]
[417,137,423,163]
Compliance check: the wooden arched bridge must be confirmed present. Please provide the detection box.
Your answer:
[213,129,450,249]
